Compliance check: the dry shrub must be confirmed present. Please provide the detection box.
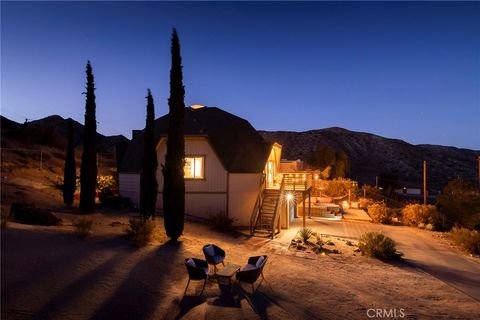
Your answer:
[358,232,400,260]
[367,203,389,224]
[73,218,93,238]
[125,218,155,247]
[449,227,480,255]
[207,212,234,232]
[10,203,62,226]
[402,204,439,227]
[358,197,372,209]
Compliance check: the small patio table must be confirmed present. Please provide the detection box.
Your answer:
[216,263,240,292]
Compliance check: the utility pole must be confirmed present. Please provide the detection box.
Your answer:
[375,176,379,188]
[423,160,427,207]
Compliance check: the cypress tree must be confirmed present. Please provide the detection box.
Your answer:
[80,61,98,213]
[163,29,185,241]
[63,119,76,206]
[140,89,158,219]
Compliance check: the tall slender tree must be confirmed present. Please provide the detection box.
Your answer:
[63,119,76,206]
[163,29,186,241]
[80,61,98,213]
[140,89,158,219]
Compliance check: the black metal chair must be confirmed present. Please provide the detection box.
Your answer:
[202,244,225,274]
[235,255,268,294]
[184,258,209,296]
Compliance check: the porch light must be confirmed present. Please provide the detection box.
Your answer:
[286,193,294,202]
[314,174,319,180]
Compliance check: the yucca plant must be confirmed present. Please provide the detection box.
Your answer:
[297,227,315,244]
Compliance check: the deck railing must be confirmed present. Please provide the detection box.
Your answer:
[282,173,313,192]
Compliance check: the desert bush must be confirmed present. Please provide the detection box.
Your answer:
[125,218,155,247]
[207,212,234,232]
[437,179,480,229]
[73,218,93,238]
[448,227,480,255]
[402,204,439,228]
[367,203,389,224]
[297,227,315,243]
[97,175,116,191]
[358,197,372,209]
[317,178,358,199]
[10,203,62,226]
[358,232,400,260]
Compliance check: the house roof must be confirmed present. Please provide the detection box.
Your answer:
[119,107,272,173]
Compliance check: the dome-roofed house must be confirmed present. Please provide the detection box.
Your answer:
[119,105,288,228]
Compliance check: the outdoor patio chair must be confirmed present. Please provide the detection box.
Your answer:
[184,258,209,296]
[235,255,268,294]
[202,244,225,274]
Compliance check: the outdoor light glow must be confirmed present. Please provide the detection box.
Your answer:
[314,174,319,180]
[286,193,294,202]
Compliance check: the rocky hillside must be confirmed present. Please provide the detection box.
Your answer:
[260,128,479,191]
[1,115,128,153]
[1,115,129,207]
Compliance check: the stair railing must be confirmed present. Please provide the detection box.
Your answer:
[270,175,286,238]
[250,174,266,235]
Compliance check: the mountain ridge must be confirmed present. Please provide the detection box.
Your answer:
[1,115,477,191]
[259,128,479,191]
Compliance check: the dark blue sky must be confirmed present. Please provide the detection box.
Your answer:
[2,1,479,149]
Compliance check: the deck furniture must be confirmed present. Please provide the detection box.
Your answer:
[202,244,225,274]
[184,258,209,296]
[235,255,268,294]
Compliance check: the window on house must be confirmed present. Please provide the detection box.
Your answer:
[184,156,205,179]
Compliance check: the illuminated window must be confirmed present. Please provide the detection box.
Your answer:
[184,156,204,179]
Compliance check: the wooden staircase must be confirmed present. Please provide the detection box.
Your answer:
[255,189,280,232]
[250,176,285,238]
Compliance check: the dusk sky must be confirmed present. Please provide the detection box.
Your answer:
[2,1,479,149]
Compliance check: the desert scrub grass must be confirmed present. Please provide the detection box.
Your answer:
[449,227,480,255]
[358,231,400,260]
[297,227,315,244]
[207,212,234,232]
[125,218,155,247]
[73,218,93,238]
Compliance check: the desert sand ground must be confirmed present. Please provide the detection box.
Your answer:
[2,209,480,320]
